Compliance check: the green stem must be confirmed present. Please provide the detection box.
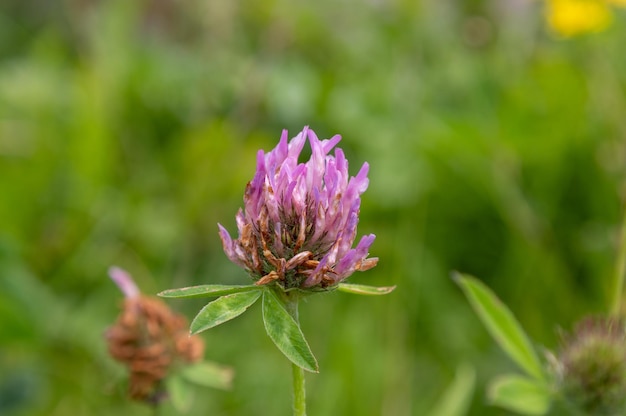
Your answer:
[291,359,306,416]
[284,292,307,416]
[611,203,626,316]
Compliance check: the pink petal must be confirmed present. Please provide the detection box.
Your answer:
[108,266,140,299]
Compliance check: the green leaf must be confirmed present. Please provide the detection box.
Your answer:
[190,290,262,334]
[454,272,544,381]
[180,361,234,391]
[158,284,260,299]
[337,283,396,295]
[427,364,476,416]
[488,374,551,415]
[166,374,193,413]
[261,289,319,373]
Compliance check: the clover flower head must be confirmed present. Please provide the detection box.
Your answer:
[218,127,378,290]
[106,267,204,403]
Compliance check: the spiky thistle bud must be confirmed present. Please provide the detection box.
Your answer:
[553,316,626,415]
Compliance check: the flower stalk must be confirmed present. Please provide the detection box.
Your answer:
[610,202,626,316]
[292,360,307,416]
[283,292,307,416]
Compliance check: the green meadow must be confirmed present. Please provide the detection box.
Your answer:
[2,1,626,414]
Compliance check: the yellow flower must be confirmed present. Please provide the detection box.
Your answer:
[608,0,626,7]
[546,0,612,37]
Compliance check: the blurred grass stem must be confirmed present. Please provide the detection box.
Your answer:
[611,203,626,316]
[285,294,307,416]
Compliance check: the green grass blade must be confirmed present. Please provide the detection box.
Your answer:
[190,290,261,334]
[337,283,396,295]
[158,284,260,299]
[454,272,544,381]
[488,374,550,415]
[262,289,319,373]
[427,364,476,416]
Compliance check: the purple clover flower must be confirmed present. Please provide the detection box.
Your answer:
[218,127,378,290]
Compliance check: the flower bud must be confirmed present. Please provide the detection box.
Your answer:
[554,317,626,415]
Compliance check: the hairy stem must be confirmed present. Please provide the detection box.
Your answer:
[284,293,306,416]
[611,203,626,316]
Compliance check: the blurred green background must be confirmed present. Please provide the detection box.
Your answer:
[2,0,626,415]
